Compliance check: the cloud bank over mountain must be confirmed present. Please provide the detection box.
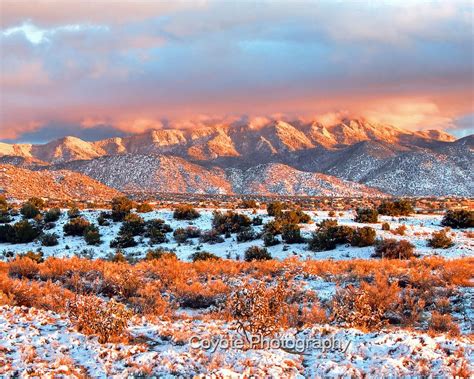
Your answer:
[1,0,473,141]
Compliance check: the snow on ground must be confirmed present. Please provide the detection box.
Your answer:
[0,305,472,378]
[1,209,473,261]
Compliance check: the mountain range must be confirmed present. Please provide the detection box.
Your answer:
[0,118,472,198]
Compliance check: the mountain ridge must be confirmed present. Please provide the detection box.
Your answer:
[0,118,457,164]
[1,119,471,197]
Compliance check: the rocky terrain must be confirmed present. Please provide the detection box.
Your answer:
[0,165,121,201]
[1,119,472,196]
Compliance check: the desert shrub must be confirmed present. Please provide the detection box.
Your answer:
[252,216,263,226]
[350,226,376,247]
[173,205,200,220]
[190,251,221,262]
[278,210,311,224]
[0,209,11,223]
[67,295,133,343]
[354,208,378,223]
[199,229,225,244]
[0,273,73,312]
[239,199,257,208]
[267,201,285,217]
[377,199,414,216]
[84,225,101,245]
[263,232,280,246]
[308,220,354,251]
[8,256,41,279]
[136,202,153,213]
[111,196,134,221]
[316,218,338,230]
[428,229,454,249]
[67,207,81,219]
[144,219,172,243]
[244,246,272,261]
[263,219,283,235]
[173,226,201,243]
[373,238,415,259]
[63,217,90,236]
[381,222,390,231]
[109,251,128,263]
[145,248,177,261]
[331,274,399,330]
[128,282,169,316]
[236,227,257,242]
[227,281,288,339]
[144,219,172,244]
[428,311,460,336]
[41,232,59,246]
[441,209,474,229]
[0,224,15,243]
[0,195,8,210]
[44,207,61,222]
[14,220,42,243]
[281,223,304,244]
[120,213,145,236]
[392,224,407,236]
[27,197,45,210]
[110,233,137,248]
[97,215,109,226]
[20,202,40,219]
[20,250,44,263]
[212,211,252,234]
[148,229,167,244]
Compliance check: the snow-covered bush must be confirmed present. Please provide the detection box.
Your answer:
[331,274,399,330]
[227,280,290,339]
[67,295,132,343]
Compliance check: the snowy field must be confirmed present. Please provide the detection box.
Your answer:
[1,206,473,377]
[1,208,473,261]
[1,305,472,377]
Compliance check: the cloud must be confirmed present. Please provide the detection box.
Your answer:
[0,0,473,141]
[362,101,457,131]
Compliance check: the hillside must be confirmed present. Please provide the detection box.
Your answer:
[58,154,384,196]
[0,165,122,201]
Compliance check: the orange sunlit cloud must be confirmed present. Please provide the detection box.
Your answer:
[1,0,472,141]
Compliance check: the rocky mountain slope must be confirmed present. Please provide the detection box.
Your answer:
[57,154,383,196]
[0,165,121,201]
[0,119,456,163]
[1,119,471,196]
